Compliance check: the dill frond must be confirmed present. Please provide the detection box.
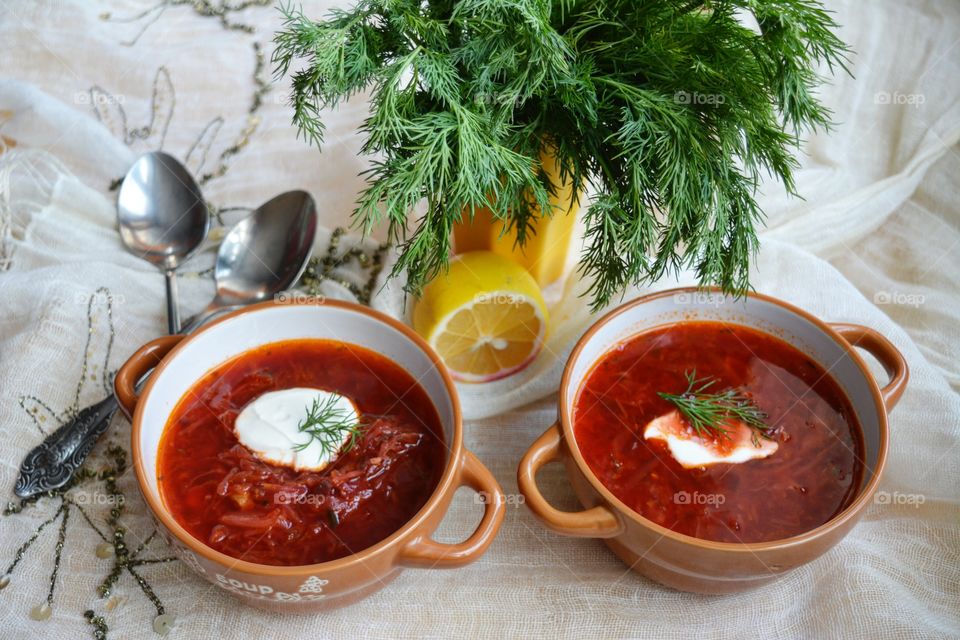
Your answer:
[274,0,850,309]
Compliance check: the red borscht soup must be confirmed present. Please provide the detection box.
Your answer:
[158,339,446,566]
[573,322,864,543]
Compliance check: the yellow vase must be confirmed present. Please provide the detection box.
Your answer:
[452,147,581,288]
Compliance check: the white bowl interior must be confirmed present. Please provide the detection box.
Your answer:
[563,292,882,486]
[137,304,455,503]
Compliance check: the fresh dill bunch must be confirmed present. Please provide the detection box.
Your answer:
[294,394,365,461]
[274,0,850,310]
[658,369,772,446]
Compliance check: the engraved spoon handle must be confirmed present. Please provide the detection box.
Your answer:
[14,395,119,498]
[13,314,211,498]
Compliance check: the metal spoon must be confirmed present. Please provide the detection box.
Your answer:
[14,191,318,498]
[180,190,318,332]
[118,151,209,334]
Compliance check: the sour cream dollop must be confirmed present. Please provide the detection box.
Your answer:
[234,388,359,472]
[643,410,779,468]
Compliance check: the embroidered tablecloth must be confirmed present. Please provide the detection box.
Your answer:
[0,1,958,638]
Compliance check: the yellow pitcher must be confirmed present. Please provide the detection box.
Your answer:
[452,146,581,288]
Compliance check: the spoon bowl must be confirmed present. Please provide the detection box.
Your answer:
[118,151,209,333]
[182,190,317,330]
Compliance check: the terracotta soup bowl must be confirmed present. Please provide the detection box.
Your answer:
[115,299,505,611]
[518,288,907,594]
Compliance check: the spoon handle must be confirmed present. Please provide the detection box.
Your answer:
[164,269,181,334]
[179,304,241,335]
[14,395,119,498]
[12,306,225,498]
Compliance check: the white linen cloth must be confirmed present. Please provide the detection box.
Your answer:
[0,1,957,638]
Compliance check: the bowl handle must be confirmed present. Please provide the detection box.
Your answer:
[517,422,623,538]
[398,449,505,569]
[829,323,909,412]
[114,335,184,420]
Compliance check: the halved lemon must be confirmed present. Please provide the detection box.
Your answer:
[413,251,549,383]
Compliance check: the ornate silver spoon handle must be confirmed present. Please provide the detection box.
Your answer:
[12,311,224,498]
[14,395,119,498]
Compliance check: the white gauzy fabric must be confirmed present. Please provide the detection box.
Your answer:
[0,1,957,639]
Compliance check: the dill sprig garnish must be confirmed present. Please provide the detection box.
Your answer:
[293,394,365,461]
[658,370,772,447]
[273,0,850,310]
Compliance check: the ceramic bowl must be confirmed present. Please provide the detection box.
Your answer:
[115,299,505,611]
[517,288,907,594]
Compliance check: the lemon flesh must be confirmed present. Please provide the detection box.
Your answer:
[413,252,549,383]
